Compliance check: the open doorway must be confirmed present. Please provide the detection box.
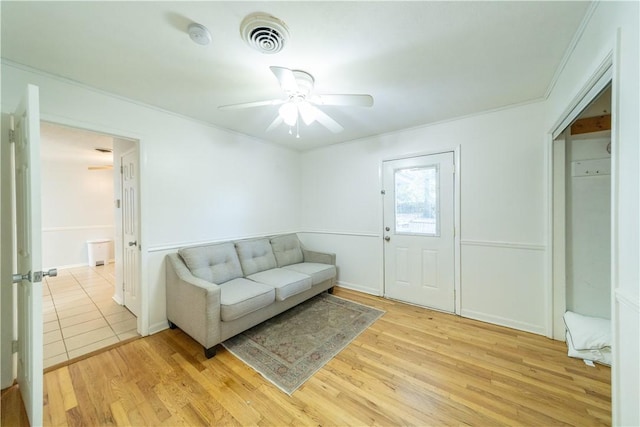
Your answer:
[564,87,612,319]
[40,122,141,368]
[552,84,612,346]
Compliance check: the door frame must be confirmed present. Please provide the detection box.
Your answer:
[546,53,613,339]
[39,116,148,336]
[0,113,16,389]
[379,146,461,314]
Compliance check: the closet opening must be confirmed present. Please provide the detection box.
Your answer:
[552,84,612,365]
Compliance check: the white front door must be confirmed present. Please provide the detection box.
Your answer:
[121,148,140,317]
[383,152,455,312]
[13,84,44,426]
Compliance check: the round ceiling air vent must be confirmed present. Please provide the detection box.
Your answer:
[240,13,290,54]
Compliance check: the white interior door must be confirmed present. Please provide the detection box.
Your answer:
[13,84,43,426]
[121,149,140,317]
[383,152,455,312]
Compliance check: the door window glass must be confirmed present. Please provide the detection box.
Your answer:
[394,166,439,235]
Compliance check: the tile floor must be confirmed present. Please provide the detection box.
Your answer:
[42,263,138,369]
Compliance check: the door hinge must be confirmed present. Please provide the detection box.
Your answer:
[9,129,16,144]
[381,189,386,195]
[120,165,124,174]
[11,340,18,354]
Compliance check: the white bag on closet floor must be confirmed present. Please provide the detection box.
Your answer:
[563,311,612,366]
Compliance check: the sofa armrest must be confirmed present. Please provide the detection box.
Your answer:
[166,253,222,348]
[302,248,336,265]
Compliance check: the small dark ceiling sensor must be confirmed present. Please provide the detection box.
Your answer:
[188,23,212,46]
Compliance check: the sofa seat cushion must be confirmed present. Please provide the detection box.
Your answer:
[270,234,304,267]
[219,278,275,321]
[283,263,336,285]
[178,242,243,284]
[247,268,312,301]
[235,238,277,276]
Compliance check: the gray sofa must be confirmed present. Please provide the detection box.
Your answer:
[165,233,336,358]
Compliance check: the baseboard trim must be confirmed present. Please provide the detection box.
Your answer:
[460,308,546,336]
[337,281,382,297]
[148,320,170,335]
[47,263,89,270]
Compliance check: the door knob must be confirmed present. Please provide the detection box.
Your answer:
[384,236,391,242]
[385,227,390,231]
[12,272,30,283]
[129,241,137,247]
[13,268,57,283]
[33,269,57,282]
[43,268,57,278]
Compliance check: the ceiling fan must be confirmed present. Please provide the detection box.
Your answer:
[219,66,374,135]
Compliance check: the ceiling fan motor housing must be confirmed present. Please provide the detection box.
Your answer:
[290,70,314,97]
[240,13,290,54]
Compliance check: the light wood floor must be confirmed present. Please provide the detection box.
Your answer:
[6,288,611,426]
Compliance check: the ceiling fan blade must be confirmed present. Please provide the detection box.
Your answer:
[310,94,374,107]
[313,107,344,133]
[270,66,298,93]
[297,101,317,125]
[219,99,284,110]
[266,115,283,132]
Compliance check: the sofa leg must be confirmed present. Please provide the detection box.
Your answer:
[328,286,335,294]
[204,346,217,359]
[168,321,178,330]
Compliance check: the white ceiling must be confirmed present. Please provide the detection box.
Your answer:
[2,1,591,151]
[40,122,114,166]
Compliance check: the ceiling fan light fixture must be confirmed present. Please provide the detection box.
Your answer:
[279,102,298,126]
[297,101,317,125]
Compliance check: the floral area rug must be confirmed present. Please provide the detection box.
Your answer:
[221,292,384,395]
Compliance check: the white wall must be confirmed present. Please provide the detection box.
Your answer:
[41,148,115,268]
[300,100,549,334]
[565,133,611,319]
[544,2,639,424]
[1,61,302,335]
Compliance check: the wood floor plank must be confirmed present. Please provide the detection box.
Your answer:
[1,384,30,427]
[43,368,68,426]
[108,400,130,426]
[33,287,611,426]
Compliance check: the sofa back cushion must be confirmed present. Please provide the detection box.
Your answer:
[235,238,277,275]
[270,234,304,267]
[178,242,243,284]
